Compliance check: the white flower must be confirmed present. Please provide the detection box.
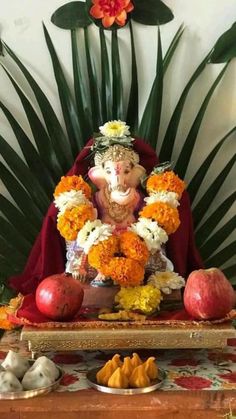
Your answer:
[76,220,115,254]
[144,191,179,208]
[129,218,168,252]
[148,271,185,294]
[99,120,130,138]
[54,190,89,215]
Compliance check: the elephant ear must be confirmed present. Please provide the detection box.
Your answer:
[88,166,107,189]
[130,164,146,188]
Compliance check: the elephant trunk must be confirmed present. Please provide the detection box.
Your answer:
[110,187,135,205]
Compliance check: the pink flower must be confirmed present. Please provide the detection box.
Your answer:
[218,372,236,383]
[60,373,78,386]
[227,338,236,347]
[52,353,84,364]
[174,376,212,390]
[170,358,199,367]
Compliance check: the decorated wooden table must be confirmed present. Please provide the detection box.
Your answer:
[0,330,236,418]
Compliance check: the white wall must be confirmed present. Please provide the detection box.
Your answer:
[0,0,235,252]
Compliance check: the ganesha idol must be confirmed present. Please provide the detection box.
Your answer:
[51,120,191,311]
[9,120,203,314]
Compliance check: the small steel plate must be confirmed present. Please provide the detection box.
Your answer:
[87,367,166,395]
[0,362,63,400]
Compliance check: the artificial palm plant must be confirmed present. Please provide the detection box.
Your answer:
[0,0,235,303]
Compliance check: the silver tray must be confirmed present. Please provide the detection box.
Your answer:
[87,367,166,395]
[0,362,63,400]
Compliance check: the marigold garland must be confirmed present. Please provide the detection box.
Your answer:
[57,204,96,241]
[119,231,149,265]
[139,202,180,235]
[146,171,185,199]
[88,235,120,276]
[107,257,144,287]
[54,175,92,199]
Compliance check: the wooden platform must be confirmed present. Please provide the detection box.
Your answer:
[21,322,236,354]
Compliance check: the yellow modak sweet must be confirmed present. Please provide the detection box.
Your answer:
[96,360,117,386]
[129,364,151,388]
[131,353,143,368]
[144,356,158,380]
[107,367,129,389]
[121,356,134,378]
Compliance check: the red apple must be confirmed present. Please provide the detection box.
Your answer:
[183,268,236,320]
[36,273,84,321]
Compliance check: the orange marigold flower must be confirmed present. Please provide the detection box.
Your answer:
[57,204,96,241]
[54,175,92,199]
[107,257,144,287]
[139,202,180,235]
[119,231,149,265]
[90,0,134,28]
[88,235,120,275]
[146,171,186,199]
[0,306,16,330]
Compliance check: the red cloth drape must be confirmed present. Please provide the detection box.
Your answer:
[9,138,203,295]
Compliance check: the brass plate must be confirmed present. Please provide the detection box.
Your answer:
[0,362,63,400]
[21,322,236,352]
[87,367,166,394]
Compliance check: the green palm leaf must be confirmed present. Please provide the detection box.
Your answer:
[0,195,37,242]
[0,135,50,213]
[51,1,91,29]
[71,29,93,141]
[126,21,138,133]
[0,97,55,197]
[0,162,43,229]
[84,27,102,129]
[0,236,26,268]
[1,66,63,182]
[187,127,236,203]
[0,216,31,257]
[0,256,20,277]
[159,51,212,162]
[192,154,236,228]
[111,30,123,120]
[195,191,236,248]
[1,41,73,171]
[163,24,185,74]
[205,241,236,268]
[199,215,236,261]
[100,28,112,122]
[174,63,228,178]
[223,265,236,282]
[132,0,174,25]
[139,26,163,149]
[210,22,236,63]
[43,24,83,156]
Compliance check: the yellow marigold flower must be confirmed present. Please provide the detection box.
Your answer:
[115,285,162,314]
[146,171,185,199]
[119,231,149,265]
[88,235,120,276]
[0,294,23,330]
[57,204,96,241]
[54,175,92,199]
[107,258,144,287]
[139,202,180,235]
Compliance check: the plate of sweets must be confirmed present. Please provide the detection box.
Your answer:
[87,353,165,395]
[0,350,63,399]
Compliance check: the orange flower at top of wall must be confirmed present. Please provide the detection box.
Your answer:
[90,0,134,28]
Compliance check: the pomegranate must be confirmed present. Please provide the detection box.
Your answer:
[35,273,84,321]
[183,268,235,320]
